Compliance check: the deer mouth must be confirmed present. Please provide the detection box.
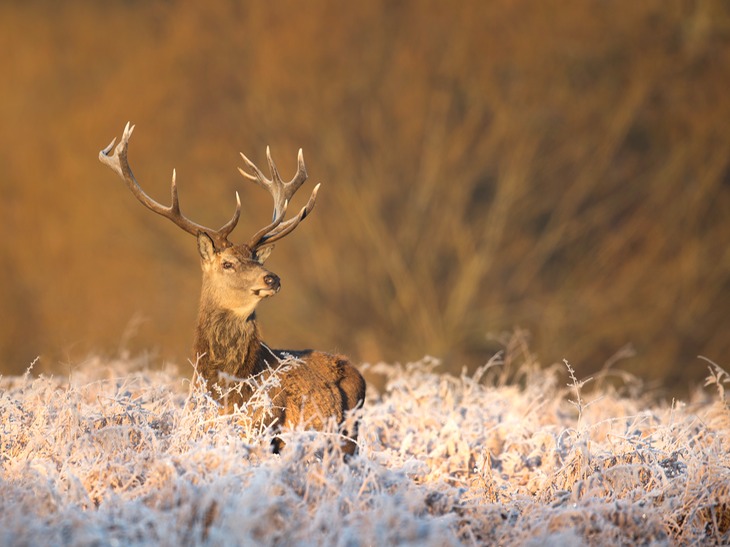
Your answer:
[252,286,279,297]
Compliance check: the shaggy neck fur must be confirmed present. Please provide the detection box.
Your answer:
[193,303,275,406]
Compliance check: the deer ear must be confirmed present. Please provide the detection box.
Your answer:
[254,245,274,264]
[197,232,216,262]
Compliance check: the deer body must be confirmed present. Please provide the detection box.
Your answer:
[194,305,364,440]
[193,236,365,451]
[99,123,365,455]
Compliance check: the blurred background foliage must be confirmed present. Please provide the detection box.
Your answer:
[0,0,728,393]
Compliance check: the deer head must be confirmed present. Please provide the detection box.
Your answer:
[99,122,319,317]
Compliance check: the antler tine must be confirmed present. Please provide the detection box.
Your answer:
[99,123,240,247]
[239,147,318,250]
[238,152,269,187]
[265,146,284,186]
[281,147,309,214]
[217,192,242,240]
[256,183,320,247]
[247,199,289,249]
[238,147,309,222]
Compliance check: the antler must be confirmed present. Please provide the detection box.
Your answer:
[99,122,241,249]
[238,147,320,249]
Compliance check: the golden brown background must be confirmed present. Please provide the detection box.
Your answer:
[1,1,728,393]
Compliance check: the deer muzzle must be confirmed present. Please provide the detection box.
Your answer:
[253,273,280,297]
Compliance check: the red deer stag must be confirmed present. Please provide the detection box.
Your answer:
[99,123,365,456]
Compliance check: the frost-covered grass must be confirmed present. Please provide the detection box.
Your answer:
[1,343,729,546]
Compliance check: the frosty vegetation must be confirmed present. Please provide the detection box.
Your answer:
[1,336,728,546]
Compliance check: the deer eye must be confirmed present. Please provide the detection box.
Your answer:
[222,261,235,270]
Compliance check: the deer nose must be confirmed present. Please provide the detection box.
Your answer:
[263,274,280,290]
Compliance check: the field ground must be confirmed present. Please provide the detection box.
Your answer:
[1,341,729,545]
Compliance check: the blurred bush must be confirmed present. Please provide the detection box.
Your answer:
[0,0,728,391]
